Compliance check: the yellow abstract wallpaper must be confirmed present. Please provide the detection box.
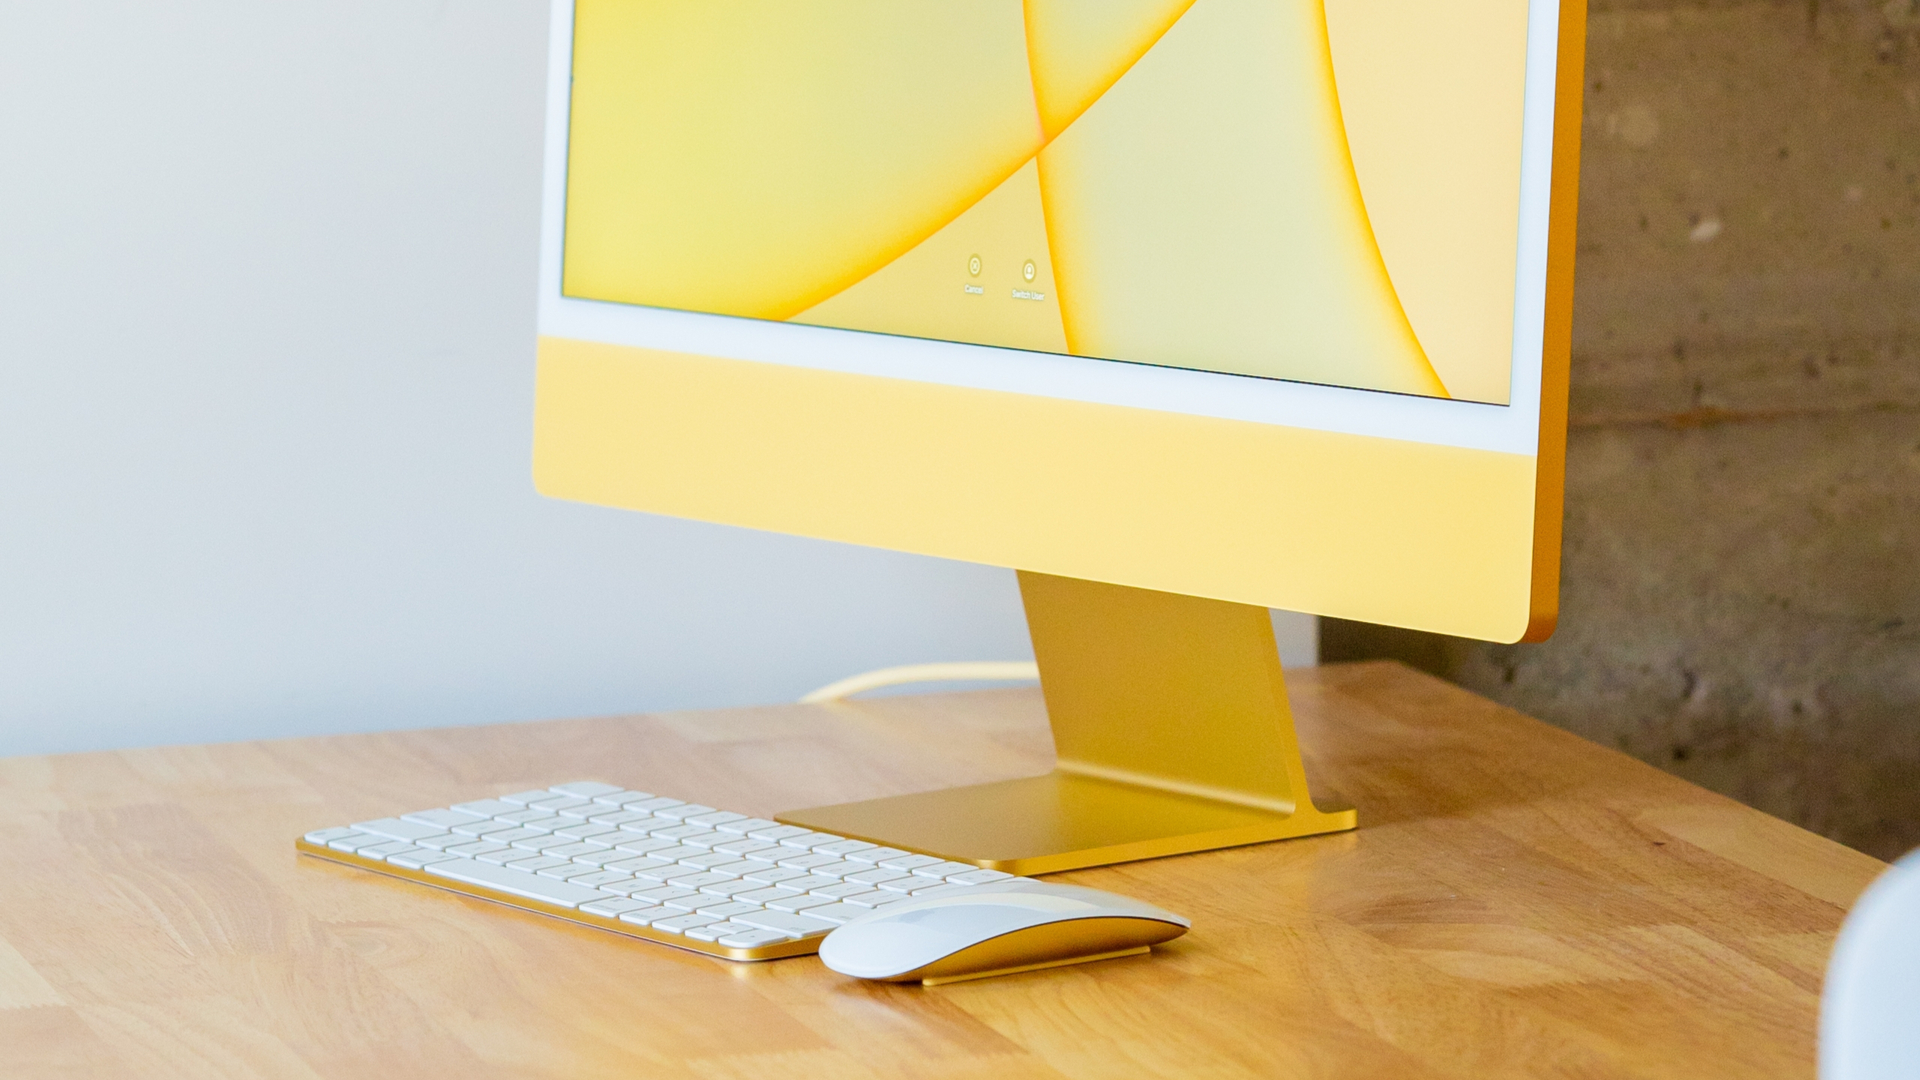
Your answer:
[561,0,1530,404]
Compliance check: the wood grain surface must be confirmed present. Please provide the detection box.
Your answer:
[0,662,1885,1079]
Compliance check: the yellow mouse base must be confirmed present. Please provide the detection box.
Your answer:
[920,945,1152,986]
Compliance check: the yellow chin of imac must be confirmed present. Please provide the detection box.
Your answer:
[532,336,1558,645]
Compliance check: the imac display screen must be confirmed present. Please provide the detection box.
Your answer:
[558,0,1532,405]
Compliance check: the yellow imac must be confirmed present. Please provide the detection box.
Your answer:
[532,0,1585,873]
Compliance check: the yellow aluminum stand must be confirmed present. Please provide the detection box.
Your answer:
[778,571,1356,874]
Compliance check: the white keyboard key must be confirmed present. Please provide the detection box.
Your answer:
[796,903,870,924]
[358,840,421,859]
[650,913,721,935]
[876,876,927,893]
[590,790,655,808]
[327,832,388,853]
[624,796,686,813]
[512,814,573,832]
[492,808,558,826]
[746,825,812,842]
[616,905,682,926]
[611,836,683,857]
[912,861,980,880]
[842,846,912,864]
[686,811,749,828]
[553,823,621,841]
[565,848,631,868]
[701,859,763,878]
[425,859,610,908]
[716,927,798,948]
[807,881,873,900]
[673,831,737,849]
[527,795,593,814]
[352,818,451,843]
[803,860,869,880]
[503,855,573,873]
[649,823,711,841]
[586,809,654,827]
[303,827,358,845]
[765,893,840,913]
[777,874,841,893]
[665,871,738,890]
[611,817,668,835]
[480,827,547,846]
[683,920,757,942]
[563,869,634,889]
[579,897,653,917]
[714,817,780,835]
[843,868,912,887]
[629,885,699,905]
[625,864,682,885]
[776,832,839,850]
[734,886,805,905]
[878,854,942,872]
[450,819,518,837]
[478,847,533,865]
[541,841,611,860]
[650,803,716,821]
[713,839,780,857]
[944,869,1016,886]
[447,841,510,859]
[693,900,763,920]
[603,854,675,873]
[549,781,623,798]
[677,851,743,870]
[838,889,903,908]
[590,878,659,897]
[539,862,616,881]
[651,845,712,864]
[741,866,812,885]
[416,833,479,850]
[907,882,983,899]
[698,878,774,899]
[810,839,877,857]
[451,798,524,817]
[776,852,843,872]
[508,835,576,853]
[732,910,838,937]
[401,808,485,828]
[499,789,553,805]
[387,849,463,870]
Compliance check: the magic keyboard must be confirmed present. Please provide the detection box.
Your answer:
[296,781,1024,960]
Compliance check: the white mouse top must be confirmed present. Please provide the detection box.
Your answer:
[817,878,1190,981]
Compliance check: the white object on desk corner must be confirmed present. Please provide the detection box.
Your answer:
[1821,848,1920,1080]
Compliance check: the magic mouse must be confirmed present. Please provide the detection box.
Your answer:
[817,878,1189,984]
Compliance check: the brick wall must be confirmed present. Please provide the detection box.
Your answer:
[1324,0,1920,860]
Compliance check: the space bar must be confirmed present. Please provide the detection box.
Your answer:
[425,858,606,908]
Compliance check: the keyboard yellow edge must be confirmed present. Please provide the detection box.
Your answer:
[293,839,825,962]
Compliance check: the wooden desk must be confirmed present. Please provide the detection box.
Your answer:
[0,662,1884,1079]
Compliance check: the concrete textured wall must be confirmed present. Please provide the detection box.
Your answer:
[1324,0,1920,860]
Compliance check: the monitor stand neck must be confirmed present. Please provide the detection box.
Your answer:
[777,572,1356,874]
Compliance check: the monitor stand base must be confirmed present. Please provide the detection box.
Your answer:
[778,571,1356,875]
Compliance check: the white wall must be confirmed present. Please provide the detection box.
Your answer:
[0,0,1314,758]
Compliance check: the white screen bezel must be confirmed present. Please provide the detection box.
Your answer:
[535,0,1560,458]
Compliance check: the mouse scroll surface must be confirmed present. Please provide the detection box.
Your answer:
[817,880,1190,984]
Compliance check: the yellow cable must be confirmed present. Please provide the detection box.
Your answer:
[799,661,1039,704]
